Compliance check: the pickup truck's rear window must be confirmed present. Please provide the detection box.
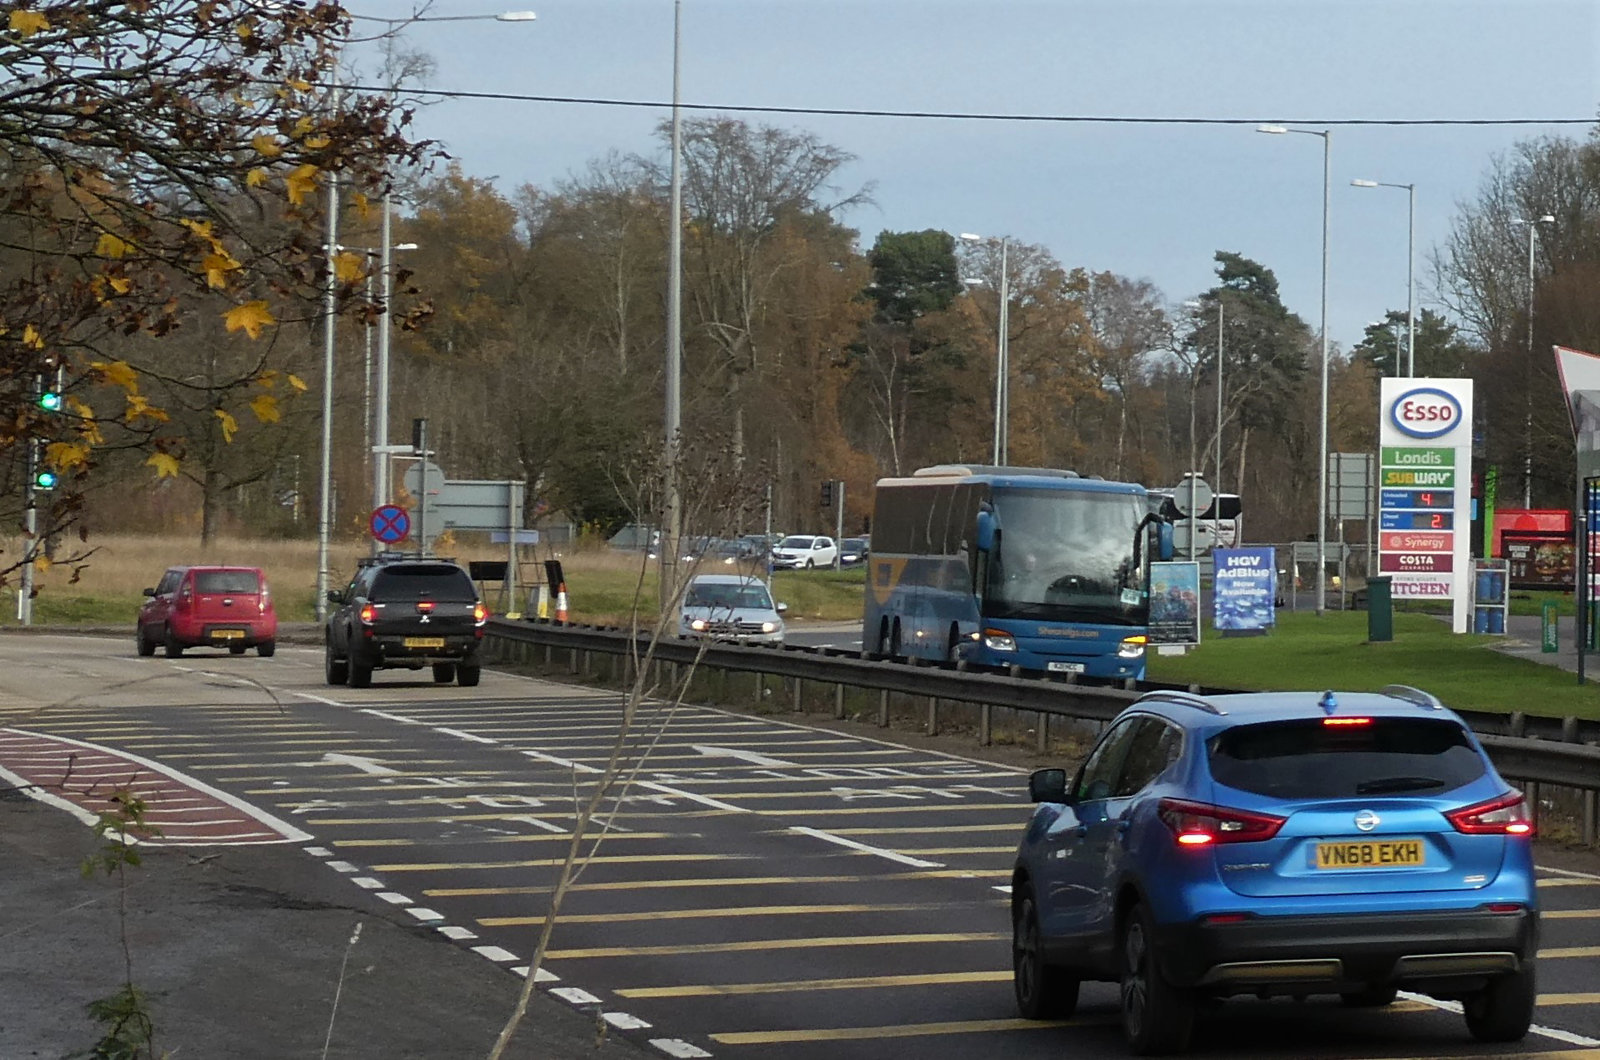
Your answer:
[372,565,477,602]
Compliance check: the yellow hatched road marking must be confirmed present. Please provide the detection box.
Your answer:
[1538,878,1600,888]
[424,869,1008,897]
[1543,909,1600,919]
[479,901,987,927]
[191,762,479,773]
[246,783,546,795]
[709,1017,1086,1044]
[371,853,744,872]
[546,932,1005,959]
[754,804,1023,816]
[1539,993,1600,1005]
[334,832,681,849]
[619,969,1011,998]
[1542,946,1600,958]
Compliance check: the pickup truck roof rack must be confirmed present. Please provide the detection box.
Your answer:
[357,552,458,567]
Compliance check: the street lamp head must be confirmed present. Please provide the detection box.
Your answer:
[1539,214,1556,223]
[1256,124,1288,135]
[495,10,538,19]
[958,232,983,242]
[1351,179,1379,187]
[394,242,419,251]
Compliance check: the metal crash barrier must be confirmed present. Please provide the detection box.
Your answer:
[483,618,1600,847]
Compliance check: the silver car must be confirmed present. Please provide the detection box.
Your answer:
[679,574,787,645]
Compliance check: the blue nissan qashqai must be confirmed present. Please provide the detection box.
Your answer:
[1012,686,1538,1056]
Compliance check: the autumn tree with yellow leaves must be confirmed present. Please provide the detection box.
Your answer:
[1,0,419,576]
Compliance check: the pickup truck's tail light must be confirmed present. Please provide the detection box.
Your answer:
[416,600,436,614]
[1446,791,1534,836]
[359,604,376,626]
[473,603,489,626]
[1158,798,1286,846]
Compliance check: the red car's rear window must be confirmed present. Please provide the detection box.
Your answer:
[194,570,261,594]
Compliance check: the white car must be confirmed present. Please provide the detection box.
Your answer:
[679,574,787,645]
[770,535,838,570]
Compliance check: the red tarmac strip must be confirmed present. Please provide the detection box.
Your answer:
[0,728,310,846]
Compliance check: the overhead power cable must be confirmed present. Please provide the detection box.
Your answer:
[324,81,1595,126]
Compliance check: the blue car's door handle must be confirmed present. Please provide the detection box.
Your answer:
[1117,820,1132,835]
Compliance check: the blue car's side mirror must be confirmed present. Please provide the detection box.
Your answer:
[1028,768,1069,804]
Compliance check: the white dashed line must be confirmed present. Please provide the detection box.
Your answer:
[376,892,412,905]
[650,1039,712,1059]
[406,907,445,922]
[436,727,498,745]
[604,1012,652,1030]
[438,925,478,941]
[326,860,359,873]
[550,987,603,1005]
[302,846,332,857]
[351,877,385,890]
[512,966,561,983]
[472,945,519,963]
[521,749,603,775]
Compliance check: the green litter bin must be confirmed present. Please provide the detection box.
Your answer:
[1366,576,1393,643]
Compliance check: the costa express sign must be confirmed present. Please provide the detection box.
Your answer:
[1390,387,1463,439]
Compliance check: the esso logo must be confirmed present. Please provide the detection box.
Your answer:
[1390,388,1462,439]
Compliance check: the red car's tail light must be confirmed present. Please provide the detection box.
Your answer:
[1158,798,1286,845]
[359,604,376,626]
[1446,791,1534,836]
[473,603,488,626]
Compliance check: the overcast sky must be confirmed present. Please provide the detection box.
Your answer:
[350,0,1600,353]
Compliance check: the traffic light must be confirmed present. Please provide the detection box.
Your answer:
[36,389,62,413]
[820,480,834,507]
[33,468,58,491]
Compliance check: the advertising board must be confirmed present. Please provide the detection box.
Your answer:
[1378,379,1474,634]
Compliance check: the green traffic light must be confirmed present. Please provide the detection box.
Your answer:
[33,469,58,490]
[37,391,62,412]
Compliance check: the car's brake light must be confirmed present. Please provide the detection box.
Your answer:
[1323,717,1372,726]
[1445,791,1534,836]
[359,604,376,626]
[473,603,489,626]
[416,601,436,613]
[259,584,269,614]
[1158,798,1286,845]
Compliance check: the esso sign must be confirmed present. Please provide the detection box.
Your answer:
[1390,387,1463,439]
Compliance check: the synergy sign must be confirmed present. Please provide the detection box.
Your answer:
[1378,378,1474,634]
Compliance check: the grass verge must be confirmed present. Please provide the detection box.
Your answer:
[1147,610,1600,719]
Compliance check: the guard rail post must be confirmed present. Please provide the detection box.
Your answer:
[793,677,804,713]
[878,689,889,727]
[833,683,845,719]
[927,697,939,736]
[1035,714,1049,755]
[980,704,992,746]
[1585,790,1598,847]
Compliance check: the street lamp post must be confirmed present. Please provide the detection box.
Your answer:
[1351,179,1416,377]
[1511,214,1555,509]
[959,232,1009,464]
[1259,124,1331,615]
[662,0,684,613]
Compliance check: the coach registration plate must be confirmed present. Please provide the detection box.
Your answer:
[404,637,446,650]
[1046,661,1086,674]
[1315,839,1424,870]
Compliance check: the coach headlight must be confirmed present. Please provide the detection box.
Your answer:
[1118,634,1148,658]
[983,628,1017,652]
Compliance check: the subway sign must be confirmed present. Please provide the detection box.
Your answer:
[1389,387,1463,439]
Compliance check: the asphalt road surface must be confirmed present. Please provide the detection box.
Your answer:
[4,633,1600,1060]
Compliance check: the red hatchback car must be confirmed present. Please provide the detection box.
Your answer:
[137,566,277,658]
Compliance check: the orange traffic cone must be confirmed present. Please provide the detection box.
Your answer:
[555,581,569,623]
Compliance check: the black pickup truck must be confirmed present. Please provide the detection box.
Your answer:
[324,557,488,688]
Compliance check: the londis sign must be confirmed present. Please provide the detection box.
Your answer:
[1389,387,1464,439]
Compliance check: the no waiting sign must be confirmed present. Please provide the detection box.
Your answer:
[369,504,411,544]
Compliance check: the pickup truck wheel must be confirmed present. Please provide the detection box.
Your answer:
[347,655,373,689]
[456,664,481,688]
[432,663,457,684]
[324,640,347,685]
